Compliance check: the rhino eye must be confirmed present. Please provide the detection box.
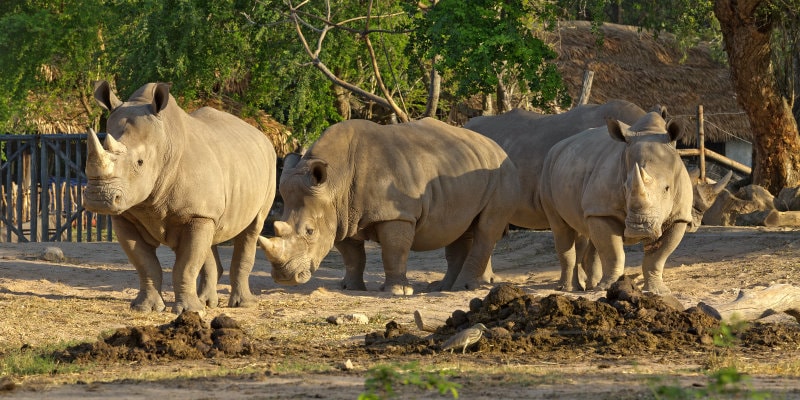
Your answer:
[306,227,314,236]
[137,159,143,166]
[665,185,670,193]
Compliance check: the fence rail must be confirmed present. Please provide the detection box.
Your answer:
[1,133,113,243]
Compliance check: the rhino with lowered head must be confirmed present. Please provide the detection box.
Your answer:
[257,118,520,295]
[465,100,730,291]
[538,111,692,294]
[84,81,276,313]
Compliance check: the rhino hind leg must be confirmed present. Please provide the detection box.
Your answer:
[335,239,368,291]
[197,246,222,308]
[449,220,502,292]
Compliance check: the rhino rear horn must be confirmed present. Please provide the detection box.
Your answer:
[103,133,128,154]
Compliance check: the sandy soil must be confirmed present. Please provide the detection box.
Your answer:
[1,226,800,399]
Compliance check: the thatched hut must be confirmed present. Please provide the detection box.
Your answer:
[552,21,752,168]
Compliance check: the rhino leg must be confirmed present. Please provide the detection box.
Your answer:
[641,221,686,295]
[587,217,626,290]
[450,220,501,291]
[375,221,414,295]
[228,214,266,308]
[579,238,602,290]
[551,221,579,292]
[335,238,367,291]
[112,215,166,312]
[197,246,222,308]
[172,218,216,314]
[432,234,470,291]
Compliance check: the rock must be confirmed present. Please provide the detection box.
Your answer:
[327,313,369,325]
[40,246,64,262]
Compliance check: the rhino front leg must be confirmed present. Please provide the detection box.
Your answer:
[112,215,165,312]
[375,220,414,295]
[335,238,367,291]
[172,218,216,314]
[197,246,222,308]
[587,217,626,290]
[550,221,579,292]
[641,221,687,295]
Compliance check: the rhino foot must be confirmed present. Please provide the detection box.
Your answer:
[427,280,448,292]
[130,292,166,312]
[643,281,671,295]
[340,279,367,291]
[198,290,219,308]
[382,282,414,296]
[172,296,206,315]
[228,293,257,308]
[450,278,484,291]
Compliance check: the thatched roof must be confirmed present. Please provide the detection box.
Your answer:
[552,21,751,145]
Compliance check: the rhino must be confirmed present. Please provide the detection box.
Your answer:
[465,100,730,291]
[84,81,277,313]
[538,111,692,294]
[256,118,520,295]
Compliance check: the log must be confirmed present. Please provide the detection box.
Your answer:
[699,284,800,322]
[413,310,445,333]
[763,210,800,227]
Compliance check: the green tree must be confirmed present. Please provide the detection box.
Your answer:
[410,0,571,113]
[0,0,109,133]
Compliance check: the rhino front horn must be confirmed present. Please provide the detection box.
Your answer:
[86,128,114,178]
[257,235,285,264]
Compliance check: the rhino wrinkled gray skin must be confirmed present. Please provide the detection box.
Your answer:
[85,81,276,313]
[539,112,693,294]
[465,100,730,291]
[257,118,520,295]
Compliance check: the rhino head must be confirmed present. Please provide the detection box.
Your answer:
[257,158,338,285]
[688,168,733,232]
[608,112,691,242]
[84,80,173,215]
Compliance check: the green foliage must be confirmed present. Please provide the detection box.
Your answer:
[1,343,83,376]
[359,361,461,400]
[0,0,109,133]
[711,318,748,348]
[651,367,771,400]
[410,0,570,110]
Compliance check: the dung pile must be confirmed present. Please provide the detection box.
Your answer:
[55,312,253,363]
[366,277,725,358]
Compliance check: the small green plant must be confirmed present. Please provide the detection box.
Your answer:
[0,343,83,376]
[359,361,461,400]
[711,318,748,348]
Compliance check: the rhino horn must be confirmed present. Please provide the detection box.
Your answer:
[631,163,647,197]
[103,133,128,154]
[86,128,114,178]
[274,221,293,237]
[257,235,285,264]
[713,170,733,194]
[639,164,654,185]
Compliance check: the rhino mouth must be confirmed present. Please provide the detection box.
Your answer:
[270,258,315,285]
[624,214,662,241]
[84,181,126,215]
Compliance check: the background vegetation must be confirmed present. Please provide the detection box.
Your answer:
[1,0,799,191]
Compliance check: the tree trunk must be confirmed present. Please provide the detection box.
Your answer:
[715,0,800,195]
[423,64,441,118]
[496,79,511,113]
[333,83,351,120]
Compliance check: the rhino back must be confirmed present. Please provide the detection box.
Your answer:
[161,106,276,243]
[307,118,517,248]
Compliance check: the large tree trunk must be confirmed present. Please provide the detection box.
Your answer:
[715,0,800,195]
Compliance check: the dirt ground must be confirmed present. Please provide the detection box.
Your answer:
[1,226,800,399]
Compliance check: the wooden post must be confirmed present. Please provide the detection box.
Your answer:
[697,105,706,181]
[578,70,594,105]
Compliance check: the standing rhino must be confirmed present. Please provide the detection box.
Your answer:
[465,100,730,291]
[84,81,277,313]
[539,112,692,294]
[257,118,520,295]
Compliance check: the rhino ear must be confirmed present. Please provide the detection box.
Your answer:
[606,118,629,143]
[665,119,681,144]
[93,80,122,112]
[307,159,328,185]
[151,82,172,115]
